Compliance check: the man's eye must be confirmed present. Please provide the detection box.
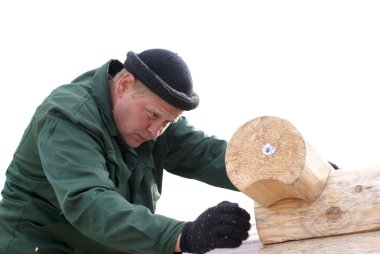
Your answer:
[148,112,157,119]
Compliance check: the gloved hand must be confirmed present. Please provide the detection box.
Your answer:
[179,201,251,254]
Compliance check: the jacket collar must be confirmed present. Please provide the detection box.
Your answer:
[91,60,122,137]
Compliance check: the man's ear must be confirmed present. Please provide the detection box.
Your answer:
[116,72,136,95]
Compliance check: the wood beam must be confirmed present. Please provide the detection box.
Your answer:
[255,166,380,243]
[259,230,380,253]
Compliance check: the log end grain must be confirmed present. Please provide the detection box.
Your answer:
[226,116,331,207]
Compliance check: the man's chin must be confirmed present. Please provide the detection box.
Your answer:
[127,141,142,148]
[126,138,146,148]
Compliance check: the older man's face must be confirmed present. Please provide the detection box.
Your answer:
[112,78,182,148]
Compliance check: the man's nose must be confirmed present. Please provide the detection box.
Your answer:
[147,121,164,138]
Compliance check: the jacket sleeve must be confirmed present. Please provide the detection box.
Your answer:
[162,117,238,191]
[37,108,184,254]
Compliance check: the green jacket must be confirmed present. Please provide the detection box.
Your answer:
[0,60,236,254]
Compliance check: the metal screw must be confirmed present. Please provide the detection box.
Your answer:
[262,143,276,156]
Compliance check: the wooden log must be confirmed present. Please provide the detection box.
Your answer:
[258,230,380,253]
[225,116,333,207]
[255,167,380,244]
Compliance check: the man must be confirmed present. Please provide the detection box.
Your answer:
[0,49,251,254]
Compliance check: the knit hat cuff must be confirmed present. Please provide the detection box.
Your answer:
[124,51,199,111]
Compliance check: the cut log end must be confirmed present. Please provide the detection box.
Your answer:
[226,116,331,207]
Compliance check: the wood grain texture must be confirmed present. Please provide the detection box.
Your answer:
[226,116,331,207]
[259,230,380,253]
[255,167,380,244]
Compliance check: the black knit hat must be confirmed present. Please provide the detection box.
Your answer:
[123,49,199,111]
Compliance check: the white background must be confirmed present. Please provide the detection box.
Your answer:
[1,0,380,227]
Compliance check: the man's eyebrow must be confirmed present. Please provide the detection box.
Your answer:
[148,106,163,115]
[148,107,179,123]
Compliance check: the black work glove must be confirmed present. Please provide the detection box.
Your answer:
[179,201,251,254]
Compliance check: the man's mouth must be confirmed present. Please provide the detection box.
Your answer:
[136,134,150,143]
